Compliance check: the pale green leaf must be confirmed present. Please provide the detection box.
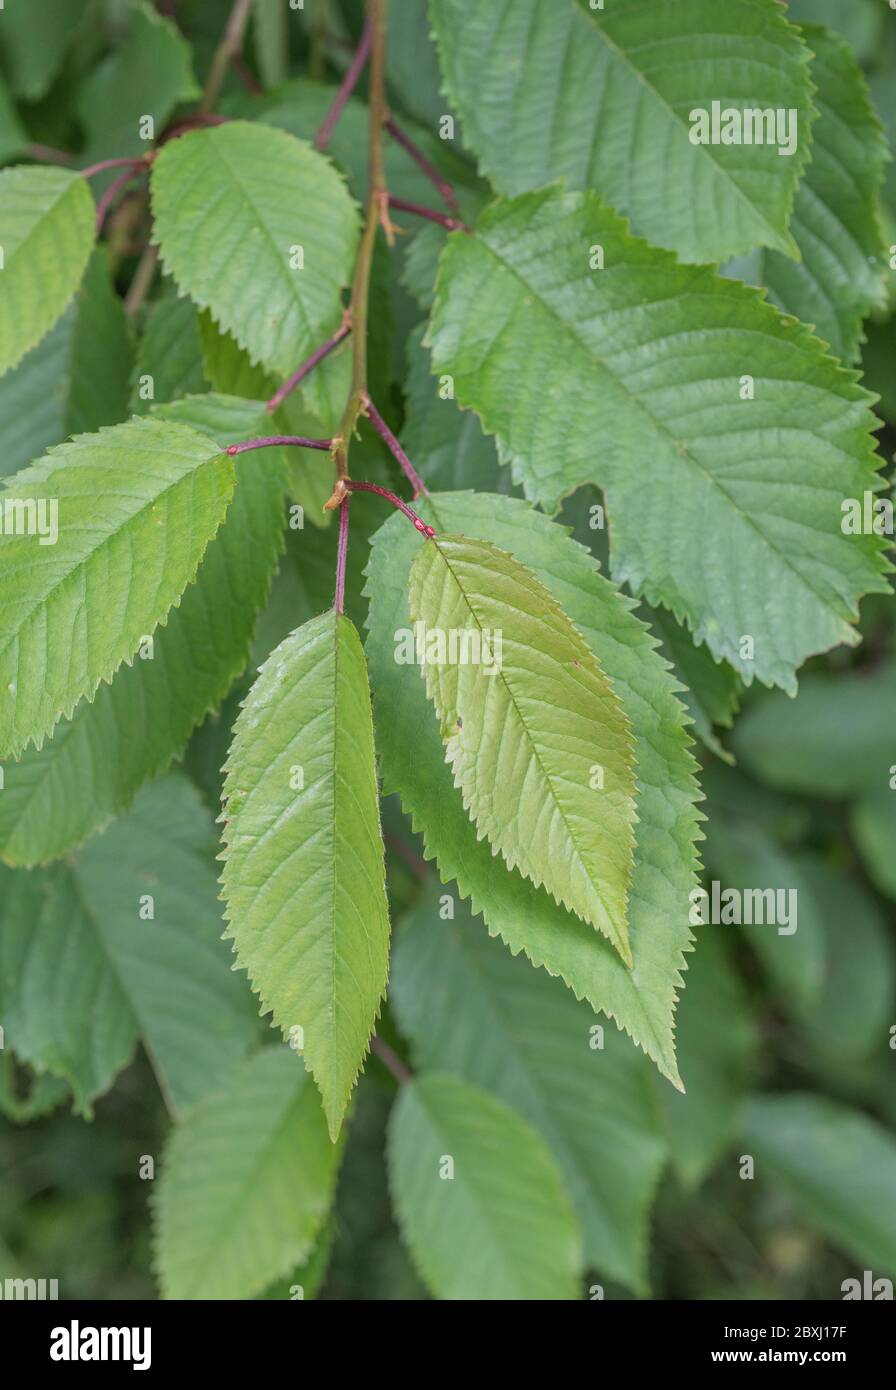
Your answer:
[0,395,286,865]
[723,25,889,363]
[428,187,890,689]
[388,1073,583,1300]
[431,0,815,262]
[365,492,701,1087]
[391,887,666,1292]
[743,1093,896,1277]
[222,610,391,1140]
[154,1047,341,1299]
[0,415,237,759]
[0,165,95,377]
[408,533,638,962]
[151,120,359,379]
[0,775,258,1116]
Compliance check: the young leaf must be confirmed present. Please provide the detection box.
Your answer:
[221,610,391,1140]
[743,1093,896,1277]
[154,1047,341,1300]
[0,165,95,376]
[388,1073,583,1300]
[430,0,815,262]
[0,775,258,1116]
[408,534,638,963]
[365,492,701,1087]
[391,888,666,1293]
[0,396,286,865]
[428,188,890,690]
[0,415,237,760]
[723,25,889,363]
[150,120,359,380]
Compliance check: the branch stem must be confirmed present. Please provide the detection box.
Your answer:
[314,19,372,150]
[81,156,149,179]
[334,494,351,614]
[267,315,352,413]
[385,118,461,216]
[330,0,389,492]
[225,436,333,456]
[388,195,466,232]
[361,392,427,497]
[94,165,148,234]
[370,1035,412,1084]
[199,0,254,115]
[347,480,435,537]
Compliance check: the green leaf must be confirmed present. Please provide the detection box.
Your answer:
[743,1093,896,1277]
[0,247,134,477]
[0,165,95,377]
[401,323,508,493]
[130,289,207,415]
[731,662,896,795]
[76,0,198,173]
[253,0,289,88]
[224,77,483,215]
[154,1047,341,1300]
[654,931,757,1189]
[0,0,89,100]
[0,395,285,865]
[408,533,638,962]
[723,25,889,363]
[0,775,259,1116]
[221,610,391,1140]
[851,787,896,902]
[388,1073,583,1300]
[0,415,237,760]
[391,887,666,1292]
[428,187,890,690]
[430,0,815,262]
[0,75,26,163]
[365,492,701,1087]
[648,606,741,763]
[151,120,359,380]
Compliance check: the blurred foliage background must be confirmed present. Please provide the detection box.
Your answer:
[1,0,895,1301]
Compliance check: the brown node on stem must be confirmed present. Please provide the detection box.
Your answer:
[324,476,350,512]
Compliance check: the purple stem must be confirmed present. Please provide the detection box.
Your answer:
[94,165,146,234]
[267,319,351,413]
[387,195,467,233]
[347,480,436,538]
[334,494,351,614]
[80,156,148,179]
[226,436,333,456]
[361,392,428,498]
[385,117,461,217]
[315,20,373,150]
